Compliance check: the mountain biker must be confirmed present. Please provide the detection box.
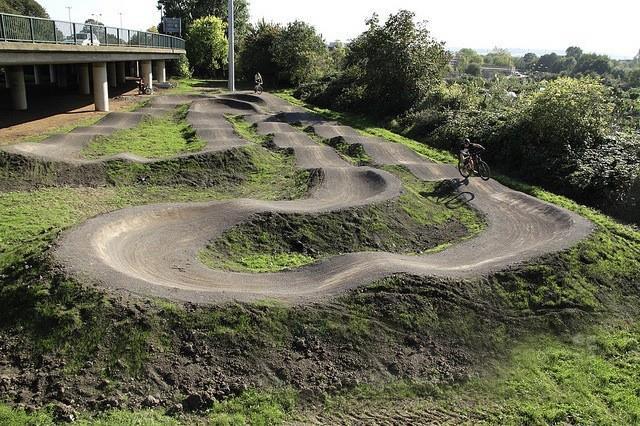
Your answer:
[254,72,263,93]
[459,138,485,172]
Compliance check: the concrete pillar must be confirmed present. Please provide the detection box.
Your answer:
[136,61,140,78]
[49,64,56,84]
[107,62,117,88]
[3,68,10,88]
[79,64,90,95]
[116,62,126,85]
[8,66,27,110]
[92,62,109,112]
[56,65,67,88]
[141,60,152,89]
[33,65,41,85]
[153,60,166,83]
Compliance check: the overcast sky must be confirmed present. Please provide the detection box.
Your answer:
[40,0,639,59]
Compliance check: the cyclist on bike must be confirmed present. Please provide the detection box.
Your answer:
[459,138,485,172]
[254,72,263,93]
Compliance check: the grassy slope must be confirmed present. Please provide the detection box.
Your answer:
[82,105,207,159]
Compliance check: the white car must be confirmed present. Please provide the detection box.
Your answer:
[75,32,101,46]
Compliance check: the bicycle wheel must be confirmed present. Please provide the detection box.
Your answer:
[458,159,472,178]
[257,85,263,95]
[144,87,152,95]
[478,160,491,181]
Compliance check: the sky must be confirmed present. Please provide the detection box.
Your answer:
[39,0,639,59]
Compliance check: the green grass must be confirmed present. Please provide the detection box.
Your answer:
[82,104,206,159]
[210,389,297,425]
[275,90,456,164]
[165,78,225,95]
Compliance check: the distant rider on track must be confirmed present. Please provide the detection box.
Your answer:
[254,72,263,93]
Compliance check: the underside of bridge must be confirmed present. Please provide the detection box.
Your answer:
[0,42,185,113]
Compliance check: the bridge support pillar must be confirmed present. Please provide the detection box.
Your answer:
[33,65,40,85]
[141,60,153,89]
[154,60,166,83]
[56,65,67,88]
[8,66,27,110]
[92,62,109,112]
[79,64,91,95]
[107,62,117,88]
[3,68,10,88]
[116,62,126,85]
[49,64,56,84]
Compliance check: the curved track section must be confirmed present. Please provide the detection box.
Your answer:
[42,92,592,303]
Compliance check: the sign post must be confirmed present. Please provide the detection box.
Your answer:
[228,0,235,92]
[162,17,181,36]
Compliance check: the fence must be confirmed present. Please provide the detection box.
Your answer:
[0,13,185,50]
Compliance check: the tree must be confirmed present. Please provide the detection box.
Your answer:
[456,48,483,71]
[485,48,513,67]
[157,0,249,43]
[517,52,538,71]
[566,46,583,59]
[186,16,228,77]
[270,21,330,86]
[526,77,613,157]
[345,10,450,117]
[465,63,481,76]
[329,41,348,70]
[0,0,48,17]
[147,26,159,33]
[238,20,283,84]
[536,53,559,72]
[573,53,612,75]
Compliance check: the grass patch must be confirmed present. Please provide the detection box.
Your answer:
[82,104,206,159]
[199,166,484,273]
[210,389,297,425]
[165,78,225,95]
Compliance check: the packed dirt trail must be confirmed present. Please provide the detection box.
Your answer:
[3,92,593,304]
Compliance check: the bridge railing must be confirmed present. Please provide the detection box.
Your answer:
[0,13,185,50]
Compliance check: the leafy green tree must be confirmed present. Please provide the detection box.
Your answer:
[157,0,249,43]
[0,0,47,17]
[524,77,613,164]
[238,20,283,84]
[186,16,228,77]
[346,10,450,117]
[456,48,483,71]
[271,21,330,86]
[536,53,559,72]
[465,63,481,76]
[329,41,348,70]
[566,46,583,59]
[485,48,513,67]
[628,68,640,88]
[574,53,612,75]
[517,53,538,71]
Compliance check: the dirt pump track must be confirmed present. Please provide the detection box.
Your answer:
[2,93,593,304]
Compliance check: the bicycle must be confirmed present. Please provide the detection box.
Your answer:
[136,78,152,95]
[254,83,263,95]
[458,151,491,181]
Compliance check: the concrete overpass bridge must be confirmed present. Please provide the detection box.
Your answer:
[0,12,185,112]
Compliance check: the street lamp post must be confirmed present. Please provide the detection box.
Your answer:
[66,6,71,22]
[228,0,235,92]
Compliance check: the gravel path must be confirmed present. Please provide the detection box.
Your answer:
[5,92,592,304]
